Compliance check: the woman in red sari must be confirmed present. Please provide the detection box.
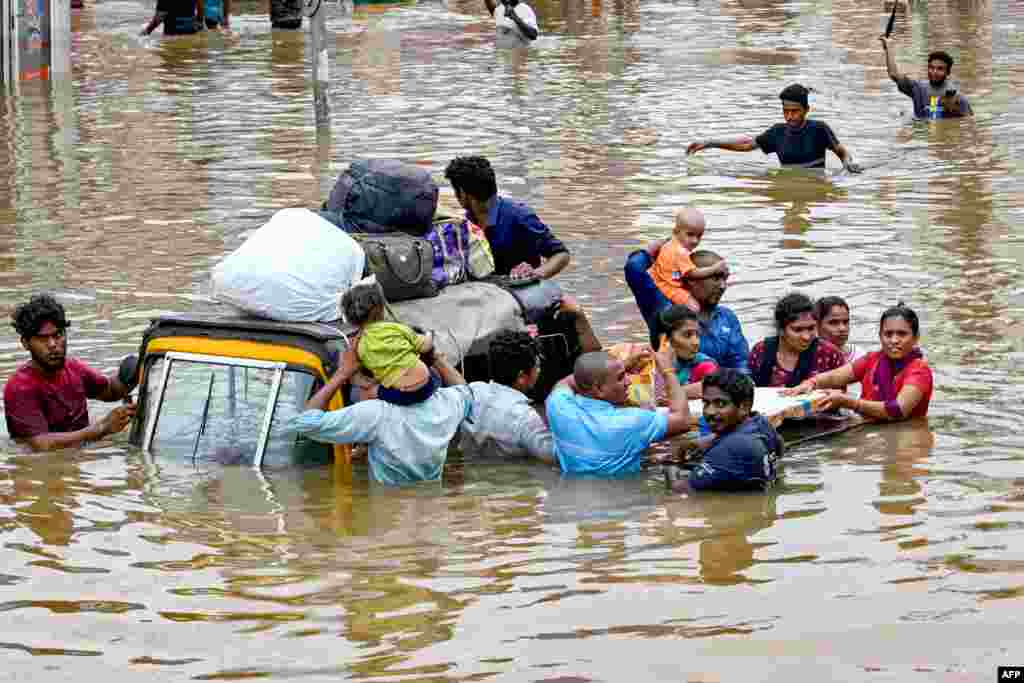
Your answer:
[783,303,933,420]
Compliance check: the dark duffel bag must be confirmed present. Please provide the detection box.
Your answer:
[326,159,438,237]
[351,233,438,302]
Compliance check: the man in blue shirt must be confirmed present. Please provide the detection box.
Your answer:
[684,84,862,172]
[545,347,692,476]
[444,156,570,280]
[625,247,750,373]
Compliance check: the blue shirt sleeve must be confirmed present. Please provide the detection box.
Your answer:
[517,205,568,261]
[287,404,383,444]
[721,309,751,374]
[636,407,669,447]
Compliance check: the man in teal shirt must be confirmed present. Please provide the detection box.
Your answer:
[545,347,692,476]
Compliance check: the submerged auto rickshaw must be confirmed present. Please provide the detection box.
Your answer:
[127,281,581,470]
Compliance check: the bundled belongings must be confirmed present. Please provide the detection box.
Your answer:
[426,218,496,289]
[211,208,366,322]
[325,158,439,236]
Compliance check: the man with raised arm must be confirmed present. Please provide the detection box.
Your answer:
[879,40,972,119]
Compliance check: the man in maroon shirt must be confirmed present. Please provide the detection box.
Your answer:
[3,294,136,451]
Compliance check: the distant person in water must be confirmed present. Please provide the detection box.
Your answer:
[204,0,230,29]
[141,0,201,35]
[483,0,538,47]
[784,302,933,420]
[880,40,972,119]
[686,84,863,173]
[3,294,137,451]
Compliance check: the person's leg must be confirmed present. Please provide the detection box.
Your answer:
[624,249,671,347]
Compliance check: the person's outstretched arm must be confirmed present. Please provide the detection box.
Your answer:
[655,345,690,437]
[686,137,757,155]
[141,10,167,34]
[832,142,863,173]
[879,37,903,83]
[306,345,359,411]
[24,403,135,452]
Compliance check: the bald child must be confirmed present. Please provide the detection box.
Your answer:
[648,208,726,315]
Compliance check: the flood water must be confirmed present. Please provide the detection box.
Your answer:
[2,0,1024,678]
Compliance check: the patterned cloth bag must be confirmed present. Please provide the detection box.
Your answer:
[427,219,471,289]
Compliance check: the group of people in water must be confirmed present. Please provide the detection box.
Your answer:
[287,154,935,489]
[4,142,937,490]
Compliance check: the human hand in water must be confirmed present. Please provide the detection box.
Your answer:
[843,159,864,174]
[100,402,136,436]
[510,262,537,280]
[819,389,850,412]
[781,378,815,396]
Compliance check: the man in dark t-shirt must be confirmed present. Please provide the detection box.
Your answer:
[880,40,972,119]
[3,294,136,451]
[685,84,862,173]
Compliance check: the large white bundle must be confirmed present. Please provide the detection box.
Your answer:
[211,208,366,322]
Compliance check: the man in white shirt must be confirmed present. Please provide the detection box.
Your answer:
[484,0,538,47]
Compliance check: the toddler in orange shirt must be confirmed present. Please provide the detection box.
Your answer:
[649,207,725,311]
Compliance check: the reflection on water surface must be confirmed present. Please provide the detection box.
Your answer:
[1,0,1023,678]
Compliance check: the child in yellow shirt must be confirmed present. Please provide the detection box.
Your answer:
[340,278,437,405]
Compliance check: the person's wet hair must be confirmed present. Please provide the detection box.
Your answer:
[779,83,810,109]
[774,292,815,332]
[879,301,920,336]
[11,293,69,339]
[444,156,498,202]
[813,295,849,322]
[657,305,699,339]
[928,51,954,71]
[340,282,386,327]
[702,368,755,408]
[488,330,540,387]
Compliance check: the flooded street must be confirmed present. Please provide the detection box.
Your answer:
[2,0,1024,678]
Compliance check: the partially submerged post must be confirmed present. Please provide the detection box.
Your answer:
[304,0,330,128]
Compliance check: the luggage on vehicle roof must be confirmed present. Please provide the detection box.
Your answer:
[325,159,439,237]
[211,208,366,322]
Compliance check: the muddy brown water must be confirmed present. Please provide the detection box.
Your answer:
[1,0,1023,679]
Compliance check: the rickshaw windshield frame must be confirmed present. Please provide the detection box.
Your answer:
[142,352,288,469]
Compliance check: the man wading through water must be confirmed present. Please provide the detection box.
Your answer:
[879,40,973,119]
[685,84,863,173]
